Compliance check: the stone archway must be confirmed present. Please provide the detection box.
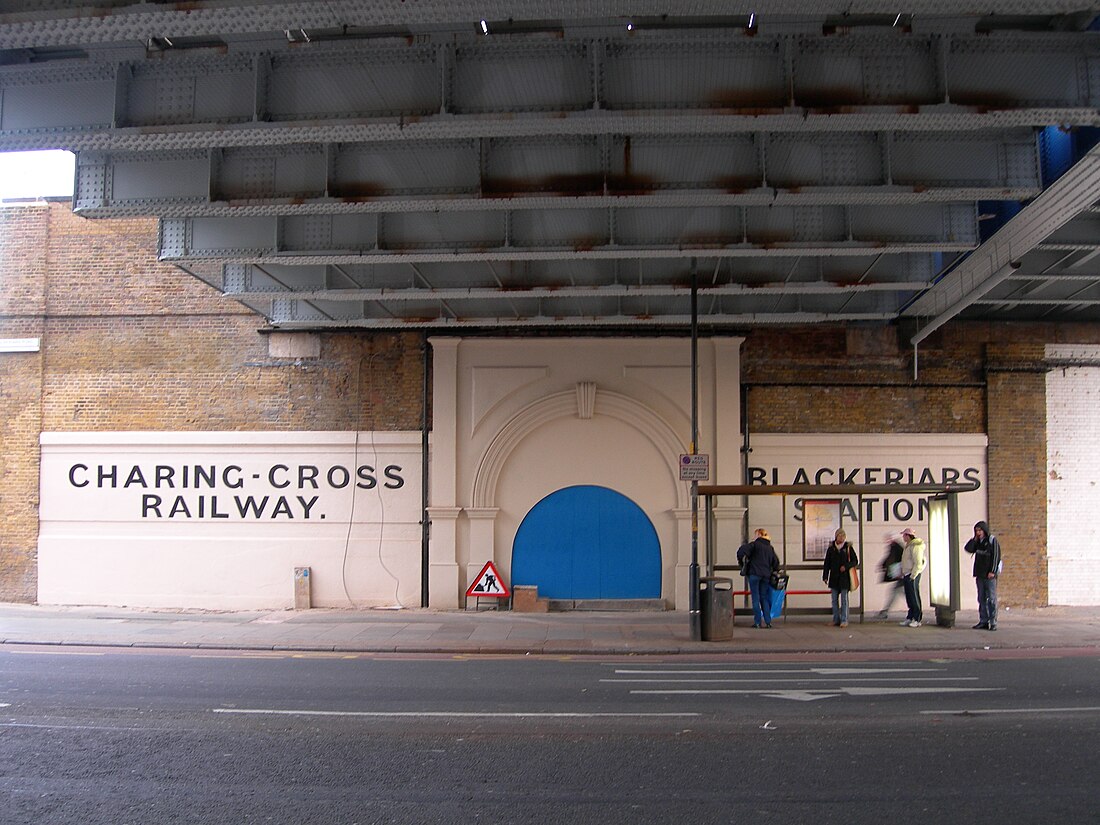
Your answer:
[464,383,690,605]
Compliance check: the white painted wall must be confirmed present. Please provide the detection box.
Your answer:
[38,432,423,609]
[428,337,745,609]
[1047,345,1100,605]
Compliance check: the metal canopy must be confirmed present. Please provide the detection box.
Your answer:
[3,0,1100,333]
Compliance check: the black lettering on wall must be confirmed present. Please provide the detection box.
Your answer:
[69,464,89,487]
[384,465,404,489]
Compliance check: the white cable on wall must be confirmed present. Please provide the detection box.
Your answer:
[341,350,406,610]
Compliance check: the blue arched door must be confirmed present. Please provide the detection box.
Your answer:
[511,485,661,600]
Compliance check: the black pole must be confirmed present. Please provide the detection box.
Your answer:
[689,259,702,641]
[420,335,430,608]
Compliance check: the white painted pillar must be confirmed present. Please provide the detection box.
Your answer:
[427,507,462,608]
[464,507,500,604]
[712,337,747,560]
[672,507,694,610]
[427,338,461,607]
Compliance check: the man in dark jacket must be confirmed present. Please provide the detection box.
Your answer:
[736,528,780,628]
[964,520,1002,631]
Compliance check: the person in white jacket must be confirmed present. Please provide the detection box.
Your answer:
[899,527,926,628]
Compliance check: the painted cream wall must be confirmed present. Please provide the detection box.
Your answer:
[741,434,989,614]
[428,337,746,609]
[38,432,423,609]
[1047,345,1100,605]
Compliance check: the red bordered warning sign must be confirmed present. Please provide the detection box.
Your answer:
[465,561,510,598]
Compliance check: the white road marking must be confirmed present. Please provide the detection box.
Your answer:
[921,706,1100,716]
[603,676,977,684]
[190,653,361,660]
[612,667,943,675]
[5,649,106,656]
[840,686,1003,696]
[631,686,1004,702]
[1,722,151,731]
[0,703,9,708]
[212,709,700,719]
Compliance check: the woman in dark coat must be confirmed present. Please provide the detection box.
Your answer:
[822,528,859,627]
[736,528,780,628]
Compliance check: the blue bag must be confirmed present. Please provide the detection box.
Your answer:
[770,587,786,616]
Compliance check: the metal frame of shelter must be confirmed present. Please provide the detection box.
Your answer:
[698,482,980,623]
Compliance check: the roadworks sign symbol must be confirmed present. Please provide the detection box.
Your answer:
[466,561,510,598]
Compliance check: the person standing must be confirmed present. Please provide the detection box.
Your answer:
[964,520,1002,631]
[822,528,859,628]
[736,528,780,628]
[899,527,926,628]
[877,532,905,620]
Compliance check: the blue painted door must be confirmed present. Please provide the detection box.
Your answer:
[511,485,661,600]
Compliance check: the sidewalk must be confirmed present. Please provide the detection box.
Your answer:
[3,602,1100,655]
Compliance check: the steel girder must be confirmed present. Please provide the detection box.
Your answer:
[4,5,1100,330]
[158,203,978,261]
[0,2,1094,52]
[3,31,1100,151]
[71,130,1040,218]
[905,143,1100,336]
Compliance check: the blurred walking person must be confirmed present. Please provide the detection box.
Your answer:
[877,532,905,620]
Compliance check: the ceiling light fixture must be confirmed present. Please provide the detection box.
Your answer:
[480,19,489,35]
[748,11,756,28]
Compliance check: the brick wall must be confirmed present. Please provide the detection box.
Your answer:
[984,343,1049,607]
[742,323,986,434]
[0,205,49,601]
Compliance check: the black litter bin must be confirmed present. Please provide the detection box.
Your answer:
[699,576,734,641]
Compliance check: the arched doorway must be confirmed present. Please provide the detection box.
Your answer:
[511,485,661,600]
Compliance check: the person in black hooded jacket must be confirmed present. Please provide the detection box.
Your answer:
[964,520,1002,631]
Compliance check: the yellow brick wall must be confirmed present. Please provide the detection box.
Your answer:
[0,205,49,600]
[985,343,1051,608]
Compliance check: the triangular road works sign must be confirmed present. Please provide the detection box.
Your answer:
[465,561,510,598]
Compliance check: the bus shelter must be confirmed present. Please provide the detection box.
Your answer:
[698,483,980,625]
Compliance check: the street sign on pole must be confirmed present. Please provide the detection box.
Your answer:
[679,453,710,482]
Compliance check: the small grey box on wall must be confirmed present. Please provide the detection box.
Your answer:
[294,566,311,610]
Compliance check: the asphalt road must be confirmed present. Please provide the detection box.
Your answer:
[2,646,1098,824]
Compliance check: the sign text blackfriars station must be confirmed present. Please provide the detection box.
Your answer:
[748,463,981,523]
[67,462,405,520]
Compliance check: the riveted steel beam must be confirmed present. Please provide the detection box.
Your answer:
[158,203,977,261]
[905,143,1100,337]
[3,31,1100,152]
[0,2,1093,50]
[71,130,1040,217]
[224,272,929,301]
[260,309,901,330]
